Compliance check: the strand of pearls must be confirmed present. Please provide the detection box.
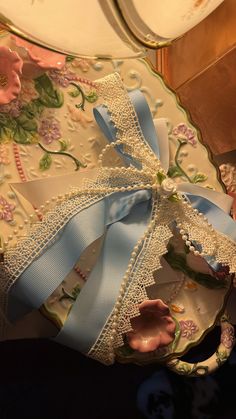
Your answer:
[106,195,160,361]
[176,198,216,257]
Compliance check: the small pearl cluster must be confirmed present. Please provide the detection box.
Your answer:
[107,238,143,360]
[106,203,160,361]
[77,77,97,89]
[98,140,124,166]
[13,143,27,182]
[74,265,87,281]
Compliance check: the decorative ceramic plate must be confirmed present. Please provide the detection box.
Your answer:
[0,32,232,364]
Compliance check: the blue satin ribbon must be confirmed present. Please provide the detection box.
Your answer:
[9,88,236,359]
[9,189,151,319]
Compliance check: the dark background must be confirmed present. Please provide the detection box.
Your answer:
[1,327,236,419]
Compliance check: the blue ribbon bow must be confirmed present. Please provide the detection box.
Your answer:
[8,79,236,363]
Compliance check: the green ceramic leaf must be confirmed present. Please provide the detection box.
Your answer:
[116,344,135,357]
[22,99,44,119]
[72,284,81,299]
[39,152,52,171]
[191,172,208,183]
[85,90,98,103]
[35,74,64,108]
[167,165,183,178]
[58,138,68,151]
[164,245,227,289]
[66,55,75,62]
[216,349,228,366]
[0,125,11,142]
[168,193,181,202]
[156,171,166,185]
[178,363,192,374]
[12,114,38,144]
[68,88,81,98]
[16,114,38,131]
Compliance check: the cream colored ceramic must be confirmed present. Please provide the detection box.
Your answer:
[0,32,232,368]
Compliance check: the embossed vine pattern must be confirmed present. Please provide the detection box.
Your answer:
[0,68,98,170]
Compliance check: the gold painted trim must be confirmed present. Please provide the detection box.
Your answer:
[116,57,232,366]
[0,12,145,61]
[141,57,227,193]
[113,0,172,50]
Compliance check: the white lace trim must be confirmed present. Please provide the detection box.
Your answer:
[0,73,235,362]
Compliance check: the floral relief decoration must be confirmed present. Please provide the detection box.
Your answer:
[0,195,15,222]
[0,46,23,105]
[168,122,208,184]
[126,299,176,353]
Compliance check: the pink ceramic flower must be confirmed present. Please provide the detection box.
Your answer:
[0,46,22,105]
[0,195,15,221]
[19,78,39,103]
[127,299,176,353]
[12,36,65,78]
[71,58,95,72]
[179,319,198,339]
[172,123,197,147]
[221,325,235,349]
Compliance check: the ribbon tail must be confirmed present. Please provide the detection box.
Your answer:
[178,182,233,214]
[55,199,151,360]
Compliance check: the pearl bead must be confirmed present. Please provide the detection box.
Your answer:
[182,235,188,241]
[194,250,200,256]
[185,240,191,246]
[189,246,195,252]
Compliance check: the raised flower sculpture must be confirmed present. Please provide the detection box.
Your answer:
[0,195,15,222]
[127,299,176,352]
[0,46,23,105]
[11,36,65,78]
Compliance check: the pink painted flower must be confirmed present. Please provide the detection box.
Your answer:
[221,325,235,349]
[0,195,15,221]
[126,299,176,353]
[49,66,78,88]
[38,118,61,144]
[67,104,93,128]
[0,46,23,105]
[172,123,197,147]
[179,319,198,339]
[0,145,10,165]
[19,78,39,103]
[12,36,65,78]
[0,98,22,118]
[71,58,95,72]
